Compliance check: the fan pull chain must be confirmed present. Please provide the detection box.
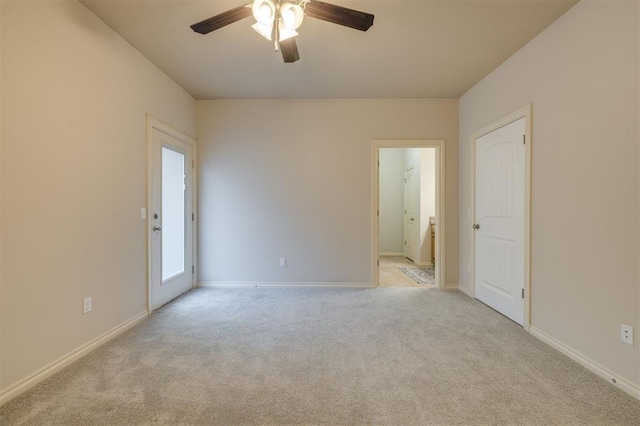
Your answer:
[274,16,280,52]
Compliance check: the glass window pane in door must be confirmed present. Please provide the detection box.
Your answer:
[162,147,185,280]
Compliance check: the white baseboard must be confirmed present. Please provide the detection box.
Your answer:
[0,311,148,407]
[198,282,373,288]
[529,326,640,401]
[457,285,473,297]
[443,283,459,291]
[379,252,404,256]
[414,260,434,267]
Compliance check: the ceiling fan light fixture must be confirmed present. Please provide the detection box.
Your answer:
[280,3,304,30]
[252,22,274,40]
[278,20,298,42]
[252,0,276,25]
[190,0,375,64]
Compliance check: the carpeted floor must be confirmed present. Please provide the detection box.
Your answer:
[1,287,640,425]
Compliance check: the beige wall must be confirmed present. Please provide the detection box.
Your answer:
[0,0,3,390]
[197,99,458,286]
[459,0,639,385]
[1,0,195,391]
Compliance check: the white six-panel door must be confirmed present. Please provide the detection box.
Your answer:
[474,117,525,325]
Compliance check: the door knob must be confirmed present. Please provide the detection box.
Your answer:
[410,218,415,221]
[472,224,480,230]
[153,226,162,232]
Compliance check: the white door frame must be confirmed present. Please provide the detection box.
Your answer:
[372,140,446,289]
[470,104,532,330]
[146,116,198,314]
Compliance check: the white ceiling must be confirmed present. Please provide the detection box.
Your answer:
[80,0,579,99]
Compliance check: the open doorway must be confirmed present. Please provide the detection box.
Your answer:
[372,140,445,289]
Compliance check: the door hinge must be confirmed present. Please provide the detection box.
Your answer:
[523,135,526,144]
[377,210,379,217]
[192,265,195,274]
[192,160,195,169]
[377,160,379,167]
[521,288,525,299]
[377,260,380,266]
[192,212,194,221]
[404,241,407,246]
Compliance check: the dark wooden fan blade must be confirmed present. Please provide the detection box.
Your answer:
[191,4,252,34]
[280,38,300,63]
[304,0,374,31]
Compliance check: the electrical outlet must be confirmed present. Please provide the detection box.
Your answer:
[621,324,633,345]
[83,297,92,314]
[280,257,287,267]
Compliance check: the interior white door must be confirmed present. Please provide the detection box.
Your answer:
[404,167,416,261]
[150,127,194,312]
[474,117,525,325]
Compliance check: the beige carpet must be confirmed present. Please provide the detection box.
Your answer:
[1,287,639,425]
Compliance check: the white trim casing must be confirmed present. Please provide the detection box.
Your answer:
[469,104,532,331]
[192,142,198,285]
[146,116,198,313]
[372,140,446,289]
[530,326,640,401]
[0,311,148,407]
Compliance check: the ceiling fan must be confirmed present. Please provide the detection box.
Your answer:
[190,0,374,63]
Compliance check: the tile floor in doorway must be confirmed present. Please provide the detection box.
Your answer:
[379,256,432,287]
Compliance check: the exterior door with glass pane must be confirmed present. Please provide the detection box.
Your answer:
[150,126,194,312]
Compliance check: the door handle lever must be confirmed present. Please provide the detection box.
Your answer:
[153,226,162,232]
[472,224,480,230]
